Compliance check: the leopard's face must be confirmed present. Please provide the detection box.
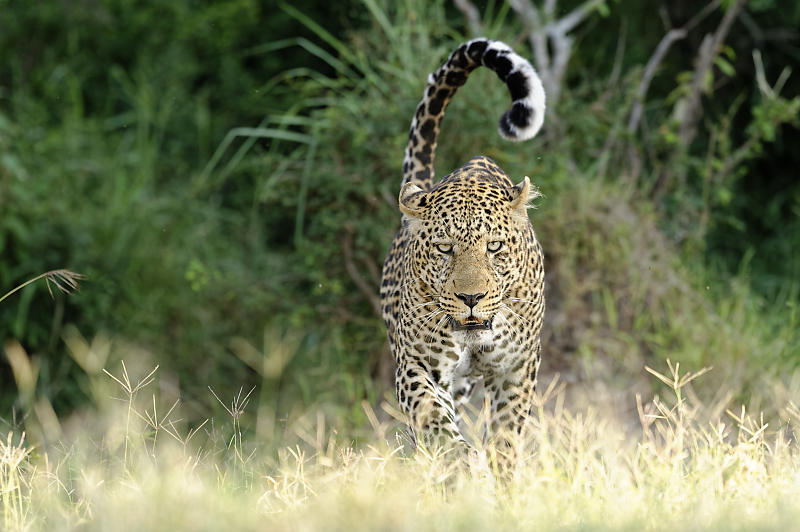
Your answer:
[399,175,534,343]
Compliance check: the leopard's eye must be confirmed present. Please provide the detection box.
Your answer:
[487,240,503,252]
[435,243,453,254]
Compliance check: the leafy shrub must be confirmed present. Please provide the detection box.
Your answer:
[1,0,798,431]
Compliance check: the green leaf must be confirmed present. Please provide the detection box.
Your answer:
[714,57,736,77]
[721,45,736,60]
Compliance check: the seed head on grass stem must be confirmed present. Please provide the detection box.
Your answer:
[0,269,86,305]
[103,361,159,396]
[645,358,712,403]
[133,396,181,456]
[103,361,160,471]
[208,386,256,421]
[208,386,257,480]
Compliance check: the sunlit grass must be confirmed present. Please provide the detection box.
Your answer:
[0,432,30,531]
[2,359,800,531]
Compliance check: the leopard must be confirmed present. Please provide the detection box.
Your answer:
[380,38,547,474]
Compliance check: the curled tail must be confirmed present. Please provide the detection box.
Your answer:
[401,38,546,190]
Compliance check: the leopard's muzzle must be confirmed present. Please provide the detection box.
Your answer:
[449,315,493,331]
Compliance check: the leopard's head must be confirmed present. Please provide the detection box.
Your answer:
[398,162,537,340]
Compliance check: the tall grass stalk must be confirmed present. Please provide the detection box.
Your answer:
[0,270,85,306]
[3,359,800,530]
[102,362,159,471]
[209,385,257,485]
[0,432,30,531]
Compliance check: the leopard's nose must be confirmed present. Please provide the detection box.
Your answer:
[455,292,486,309]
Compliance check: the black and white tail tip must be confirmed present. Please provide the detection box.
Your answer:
[474,39,546,141]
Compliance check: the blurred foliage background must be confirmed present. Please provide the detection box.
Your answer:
[1,0,798,439]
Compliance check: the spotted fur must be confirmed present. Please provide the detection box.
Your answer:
[381,39,546,474]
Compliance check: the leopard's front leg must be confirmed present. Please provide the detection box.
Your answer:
[395,360,469,451]
[485,342,541,476]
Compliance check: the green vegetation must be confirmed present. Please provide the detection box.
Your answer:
[1,0,799,528]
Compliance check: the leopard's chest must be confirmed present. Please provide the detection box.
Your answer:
[401,307,528,378]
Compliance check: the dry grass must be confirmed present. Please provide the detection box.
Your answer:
[0,269,85,305]
[2,360,800,531]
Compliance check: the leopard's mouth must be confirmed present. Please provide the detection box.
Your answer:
[449,315,493,331]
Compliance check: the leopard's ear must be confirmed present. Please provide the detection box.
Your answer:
[398,183,428,217]
[509,176,531,211]
[509,176,540,219]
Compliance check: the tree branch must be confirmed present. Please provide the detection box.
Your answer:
[552,0,605,35]
[627,0,722,137]
[453,0,482,36]
[627,28,687,135]
[342,227,382,317]
[607,19,627,89]
[508,0,609,124]
[677,0,747,147]
[509,0,551,85]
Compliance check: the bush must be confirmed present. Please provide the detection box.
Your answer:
[1,0,798,433]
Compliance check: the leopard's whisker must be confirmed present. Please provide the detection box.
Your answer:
[407,300,437,311]
[500,303,528,324]
[506,297,539,306]
[415,309,445,336]
[427,313,449,341]
[398,300,440,326]
[397,275,425,292]
[497,310,522,341]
